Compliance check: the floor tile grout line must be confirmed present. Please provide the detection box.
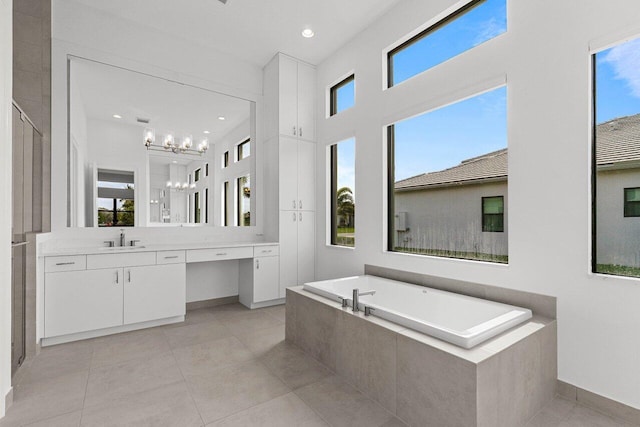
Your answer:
[168,345,207,427]
[77,347,93,427]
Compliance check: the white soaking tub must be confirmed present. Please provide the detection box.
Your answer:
[303,275,532,349]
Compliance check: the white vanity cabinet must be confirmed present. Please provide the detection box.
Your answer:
[44,251,186,343]
[239,245,280,309]
[45,267,123,337]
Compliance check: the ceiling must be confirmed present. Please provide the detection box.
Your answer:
[71,0,401,66]
[71,58,251,141]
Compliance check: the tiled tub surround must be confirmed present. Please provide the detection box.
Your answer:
[286,287,557,427]
[303,275,532,349]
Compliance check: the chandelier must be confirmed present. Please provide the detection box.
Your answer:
[144,128,208,155]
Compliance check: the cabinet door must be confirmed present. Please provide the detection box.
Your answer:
[279,211,298,297]
[124,264,186,325]
[297,211,316,285]
[253,256,280,303]
[297,62,316,142]
[279,137,299,211]
[297,141,316,211]
[278,55,298,137]
[45,268,123,337]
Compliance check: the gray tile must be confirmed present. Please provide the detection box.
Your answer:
[235,324,285,357]
[172,336,254,377]
[260,304,286,323]
[163,319,232,348]
[260,342,332,390]
[559,405,633,427]
[207,392,327,427]
[84,352,184,408]
[14,0,43,18]
[1,371,87,426]
[24,410,82,427]
[14,69,43,103]
[216,310,284,336]
[295,375,397,427]
[13,12,42,45]
[13,41,42,73]
[335,311,397,414]
[285,289,298,343]
[80,381,202,427]
[163,307,217,328]
[396,334,477,427]
[17,340,93,385]
[577,387,640,425]
[295,293,337,371]
[186,360,290,424]
[557,380,578,401]
[91,328,171,368]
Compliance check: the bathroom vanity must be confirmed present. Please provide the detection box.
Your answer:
[40,242,280,346]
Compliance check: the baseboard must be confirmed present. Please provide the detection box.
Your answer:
[186,296,239,311]
[557,380,640,425]
[4,387,13,413]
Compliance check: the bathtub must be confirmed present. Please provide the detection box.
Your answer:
[303,275,532,349]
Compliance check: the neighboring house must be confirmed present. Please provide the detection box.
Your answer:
[393,113,640,266]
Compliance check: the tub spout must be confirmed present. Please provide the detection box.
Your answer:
[352,289,376,312]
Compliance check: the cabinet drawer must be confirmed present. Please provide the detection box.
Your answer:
[87,252,156,269]
[186,246,253,263]
[45,255,87,272]
[156,250,186,264]
[254,245,279,257]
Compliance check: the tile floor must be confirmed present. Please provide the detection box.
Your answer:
[0,303,635,426]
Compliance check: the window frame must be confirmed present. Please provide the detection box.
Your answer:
[387,0,488,88]
[481,196,505,232]
[623,187,640,218]
[237,138,250,161]
[223,151,229,168]
[330,74,355,116]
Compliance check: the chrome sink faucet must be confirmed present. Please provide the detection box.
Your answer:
[352,288,376,312]
[119,229,125,247]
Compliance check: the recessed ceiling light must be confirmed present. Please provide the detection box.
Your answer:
[113,114,122,119]
[301,28,314,38]
[218,116,226,121]
[172,160,177,164]
[203,130,210,134]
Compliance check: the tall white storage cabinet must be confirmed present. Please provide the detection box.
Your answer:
[264,53,316,298]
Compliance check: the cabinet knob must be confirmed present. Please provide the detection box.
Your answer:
[299,200,303,209]
[115,271,119,284]
[300,127,303,137]
[293,126,297,136]
[299,212,303,222]
[293,212,297,222]
[256,259,260,270]
[128,270,131,283]
[293,200,296,209]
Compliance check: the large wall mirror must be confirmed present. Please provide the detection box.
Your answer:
[67,57,256,228]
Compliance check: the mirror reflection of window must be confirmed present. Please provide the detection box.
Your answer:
[96,169,135,227]
[223,151,229,168]
[222,181,229,226]
[237,139,250,161]
[237,175,250,226]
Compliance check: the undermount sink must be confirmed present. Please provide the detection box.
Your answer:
[98,245,146,251]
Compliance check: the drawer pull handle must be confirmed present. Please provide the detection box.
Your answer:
[55,262,75,266]
[116,271,119,284]
[164,256,179,259]
[256,259,260,270]
[262,250,272,253]
[216,253,227,256]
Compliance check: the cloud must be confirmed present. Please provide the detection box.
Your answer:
[603,38,640,98]
[473,17,506,46]
[337,163,355,198]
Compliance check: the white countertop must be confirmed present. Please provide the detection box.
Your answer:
[41,241,278,257]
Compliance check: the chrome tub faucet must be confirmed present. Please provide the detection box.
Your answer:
[352,288,376,312]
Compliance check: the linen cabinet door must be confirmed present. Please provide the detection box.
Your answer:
[297,141,316,211]
[279,137,299,210]
[44,268,123,337]
[296,61,316,142]
[278,55,298,137]
[123,264,186,325]
[279,211,298,297]
[297,211,316,285]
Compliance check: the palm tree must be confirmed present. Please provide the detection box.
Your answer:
[336,186,354,227]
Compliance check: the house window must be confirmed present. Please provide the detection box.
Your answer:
[237,139,250,161]
[387,0,506,87]
[223,151,229,168]
[237,175,250,226]
[482,196,504,232]
[96,169,135,227]
[330,75,355,116]
[387,86,507,263]
[593,36,640,278]
[624,188,640,217]
[329,138,356,247]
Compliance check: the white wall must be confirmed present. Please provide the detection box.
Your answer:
[51,0,264,232]
[315,0,640,409]
[395,182,508,257]
[0,0,12,416]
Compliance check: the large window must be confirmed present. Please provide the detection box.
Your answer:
[593,36,640,278]
[329,138,356,247]
[96,169,135,227]
[330,75,355,116]
[237,175,250,226]
[388,86,507,263]
[387,0,506,87]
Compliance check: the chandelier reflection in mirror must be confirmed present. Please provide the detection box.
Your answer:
[144,128,209,155]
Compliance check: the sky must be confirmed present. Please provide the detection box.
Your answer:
[336,138,356,199]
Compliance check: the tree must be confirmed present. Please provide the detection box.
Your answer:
[336,186,355,227]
